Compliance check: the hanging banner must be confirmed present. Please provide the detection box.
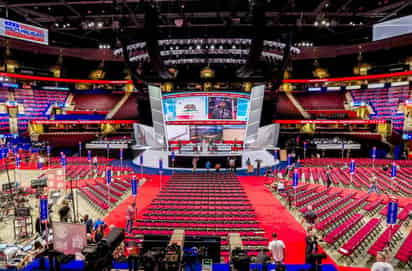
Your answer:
[139,155,143,165]
[87,150,92,162]
[349,160,355,175]
[0,18,49,45]
[78,142,82,155]
[287,154,292,166]
[372,146,377,159]
[46,145,51,156]
[391,162,397,178]
[38,159,43,170]
[39,196,48,222]
[120,148,124,160]
[171,151,175,162]
[387,199,398,225]
[15,154,21,168]
[293,170,299,187]
[106,167,112,184]
[131,177,138,196]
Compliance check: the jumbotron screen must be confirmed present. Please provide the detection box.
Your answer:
[162,92,250,121]
[162,92,250,143]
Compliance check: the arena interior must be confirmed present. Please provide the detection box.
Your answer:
[0,1,411,271]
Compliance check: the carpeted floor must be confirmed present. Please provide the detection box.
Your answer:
[104,174,168,229]
[238,176,336,266]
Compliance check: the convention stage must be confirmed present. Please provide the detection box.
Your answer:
[132,148,278,171]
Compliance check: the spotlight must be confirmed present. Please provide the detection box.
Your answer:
[321,20,326,25]
[196,45,201,50]
[97,21,104,28]
[54,23,59,27]
[219,45,223,49]
[210,45,215,49]
[314,21,319,26]
[232,45,236,49]
[325,22,330,27]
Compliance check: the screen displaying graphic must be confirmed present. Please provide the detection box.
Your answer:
[164,96,206,121]
[208,97,237,120]
[163,92,250,121]
[166,125,245,141]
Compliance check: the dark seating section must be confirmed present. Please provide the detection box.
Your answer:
[14,89,68,132]
[131,172,268,259]
[352,86,409,130]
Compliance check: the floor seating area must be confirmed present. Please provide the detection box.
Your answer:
[281,184,410,267]
[78,175,133,213]
[351,87,410,130]
[62,165,133,180]
[301,158,412,167]
[296,165,412,197]
[131,172,268,259]
[49,156,113,166]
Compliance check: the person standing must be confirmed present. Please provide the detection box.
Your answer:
[301,205,318,232]
[325,166,332,188]
[58,201,70,222]
[371,251,394,271]
[126,240,140,271]
[126,202,136,233]
[305,230,319,270]
[268,233,286,264]
[368,175,380,194]
[205,160,211,172]
[255,248,270,271]
[192,157,198,172]
[83,214,93,234]
[229,157,236,172]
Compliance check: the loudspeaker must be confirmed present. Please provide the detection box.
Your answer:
[16,207,30,217]
[2,182,15,191]
[102,227,125,251]
[31,178,48,189]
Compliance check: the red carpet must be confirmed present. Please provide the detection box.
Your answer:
[238,176,335,265]
[104,174,168,229]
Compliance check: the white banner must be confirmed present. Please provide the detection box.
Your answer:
[0,18,48,45]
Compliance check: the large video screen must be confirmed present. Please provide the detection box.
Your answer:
[166,125,246,142]
[163,92,250,121]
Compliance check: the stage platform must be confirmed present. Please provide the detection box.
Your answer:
[131,148,278,171]
[21,259,339,271]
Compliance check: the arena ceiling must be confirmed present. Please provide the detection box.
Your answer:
[0,0,411,49]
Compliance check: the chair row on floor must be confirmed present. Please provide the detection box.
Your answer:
[301,158,412,167]
[132,172,268,259]
[296,166,412,197]
[78,175,133,213]
[283,184,412,267]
